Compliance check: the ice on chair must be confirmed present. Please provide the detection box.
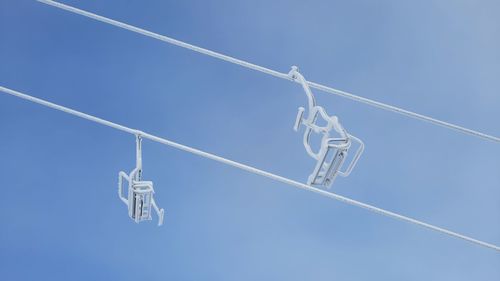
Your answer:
[289,66,364,189]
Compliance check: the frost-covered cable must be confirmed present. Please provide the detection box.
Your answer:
[1,85,499,252]
[36,0,500,144]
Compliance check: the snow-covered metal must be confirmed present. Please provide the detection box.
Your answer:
[118,134,164,225]
[290,66,364,188]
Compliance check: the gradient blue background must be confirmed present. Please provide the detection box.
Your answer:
[1,0,499,280]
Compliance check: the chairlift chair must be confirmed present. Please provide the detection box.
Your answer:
[290,66,364,188]
[118,134,165,226]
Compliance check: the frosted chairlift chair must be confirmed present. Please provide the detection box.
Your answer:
[118,134,165,226]
[290,66,364,188]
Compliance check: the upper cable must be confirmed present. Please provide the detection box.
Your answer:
[36,0,500,144]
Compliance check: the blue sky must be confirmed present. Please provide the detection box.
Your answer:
[1,0,499,280]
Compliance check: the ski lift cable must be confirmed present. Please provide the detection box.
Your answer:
[1,85,498,252]
[35,0,500,144]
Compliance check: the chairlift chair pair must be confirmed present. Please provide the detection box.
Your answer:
[290,66,364,189]
[115,66,364,226]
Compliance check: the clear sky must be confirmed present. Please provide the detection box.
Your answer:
[1,0,499,280]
